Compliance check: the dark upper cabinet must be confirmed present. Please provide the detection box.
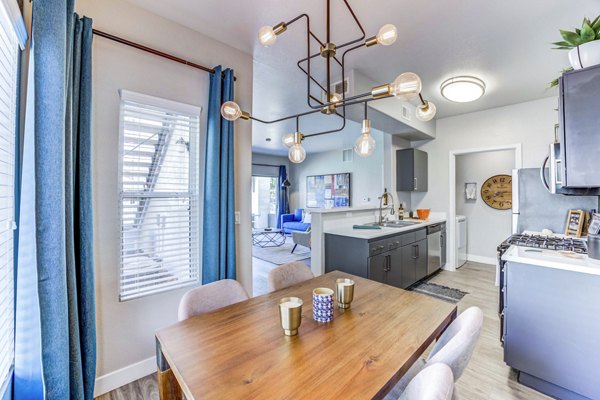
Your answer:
[396,149,428,192]
[559,65,600,188]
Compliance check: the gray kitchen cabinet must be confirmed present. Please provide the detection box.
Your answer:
[400,239,428,287]
[559,65,600,188]
[503,261,600,400]
[396,148,428,192]
[367,253,387,284]
[325,228,428,289]
[415,239,428,281]
[400,245,416,288]
[387,248,403,288]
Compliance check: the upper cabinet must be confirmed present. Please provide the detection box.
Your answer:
[396,148,428,192]
[559,65,600,188]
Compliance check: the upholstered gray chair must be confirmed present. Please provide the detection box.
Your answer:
[400,363,454,400]
[178,279,249,321]
[267,261,314,292]
[291,230,311,253]
[385,306,483,399]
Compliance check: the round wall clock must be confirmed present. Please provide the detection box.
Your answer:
[481,174,512,210]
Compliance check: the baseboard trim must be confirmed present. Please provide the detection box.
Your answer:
[94,356,156,397]
[466,254,496,266]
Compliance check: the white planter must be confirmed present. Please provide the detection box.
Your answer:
[568,40,600,70]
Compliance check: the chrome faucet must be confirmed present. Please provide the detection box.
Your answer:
[378,188,395,225]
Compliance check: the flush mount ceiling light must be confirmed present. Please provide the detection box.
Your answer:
[220,0,436,163]
[440,76,486,103]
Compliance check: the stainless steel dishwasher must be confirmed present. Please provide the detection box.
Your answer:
[427,223,446,275]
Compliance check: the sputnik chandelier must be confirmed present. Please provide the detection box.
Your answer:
[220,0,437,163]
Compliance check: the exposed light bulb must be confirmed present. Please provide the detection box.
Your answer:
[354,120,376,157]
[416,101,437,121]
[376,24,398,46]
[289,144,306,163]
[282,133,295,148]
[258,26,277,47]
[220,101,242,121]
[288,132,306,163]
[391,72,422,101]
[330,92,342,103]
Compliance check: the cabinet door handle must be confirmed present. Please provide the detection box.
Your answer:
[412,245,418,259]
[414,177,418,191]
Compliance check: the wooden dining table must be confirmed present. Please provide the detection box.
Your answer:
[155,271,457,400]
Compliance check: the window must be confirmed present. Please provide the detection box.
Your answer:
[118,91,201,301]
[0,0,23,392]
[251,176,278,229]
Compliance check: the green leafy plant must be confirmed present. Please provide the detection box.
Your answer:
[550,15,600,87]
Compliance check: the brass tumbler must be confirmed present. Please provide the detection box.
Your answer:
[279,297,303,336]
[335,278,355,309]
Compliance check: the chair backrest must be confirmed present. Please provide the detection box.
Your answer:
[267,261,314,292]
[426,306,483,381]
[178,279,249,321]
[400,363,454,400]
[294,208,304,221]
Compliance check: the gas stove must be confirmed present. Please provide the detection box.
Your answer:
[501,233,588,254]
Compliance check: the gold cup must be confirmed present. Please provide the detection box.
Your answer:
[335,278,355,309]
[279,297,303,336]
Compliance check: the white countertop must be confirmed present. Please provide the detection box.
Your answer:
[502,245,600,276]
[324,217,446,240]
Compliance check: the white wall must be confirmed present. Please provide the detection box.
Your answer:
[288,129,385,211]
[252,153,288,177]
[412,97,557,214]
[74,0,253,394]
[456,150,515,261]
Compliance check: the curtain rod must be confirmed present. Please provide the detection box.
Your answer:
[252,163,282,168]
[92,29,237,81]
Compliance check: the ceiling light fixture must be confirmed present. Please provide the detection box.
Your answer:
[221,0,436,163]
[440,76,486,103]
[354,103,376,157]
[288,132,306,164]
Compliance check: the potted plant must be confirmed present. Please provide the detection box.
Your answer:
[553,15,600,71]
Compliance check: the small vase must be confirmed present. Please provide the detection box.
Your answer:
[568,40,600,70]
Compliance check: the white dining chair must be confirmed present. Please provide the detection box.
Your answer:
[399,363,454,400]
[267,261,314,292]
[178,279,249,321]
[385,306,483,398]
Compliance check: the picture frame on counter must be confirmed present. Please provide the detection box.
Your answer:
[588,213,600,235]
[565,209,584,238]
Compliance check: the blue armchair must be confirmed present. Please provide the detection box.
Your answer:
[281,208,311,234]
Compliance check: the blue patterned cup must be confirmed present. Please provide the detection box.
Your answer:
[313,288,334,323]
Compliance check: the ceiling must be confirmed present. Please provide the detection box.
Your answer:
[124,0,598,155]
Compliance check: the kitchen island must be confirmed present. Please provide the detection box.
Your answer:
[324,217,446,289]
[501,246,600,400]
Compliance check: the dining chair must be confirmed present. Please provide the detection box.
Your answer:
[267,261,314,292]
[178,279,249,321]
[385,306,483,398]
[399,363,454,400]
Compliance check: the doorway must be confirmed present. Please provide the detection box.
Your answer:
[251,176,278,229]
[447,144,522,271]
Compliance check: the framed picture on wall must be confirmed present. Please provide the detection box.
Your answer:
[306,173,351,208]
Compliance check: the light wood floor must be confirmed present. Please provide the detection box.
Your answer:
[95,262,549,400]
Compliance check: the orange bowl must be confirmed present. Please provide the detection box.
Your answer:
[416,209,430,220]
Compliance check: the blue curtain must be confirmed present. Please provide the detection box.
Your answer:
[15,1,96,398]
[202,66,237,284]
[276,166,289,228]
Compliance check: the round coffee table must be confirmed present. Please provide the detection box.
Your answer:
[252,228,285,248]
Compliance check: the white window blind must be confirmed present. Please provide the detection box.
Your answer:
[118,91,201,301]
[0,0,19,390]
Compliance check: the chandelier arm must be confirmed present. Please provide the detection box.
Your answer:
[341,0,366,39]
